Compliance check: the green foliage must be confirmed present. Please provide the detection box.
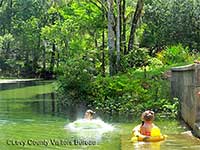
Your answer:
[122,47,149,70]
[148,57,164,68]
[0,0,197,120]
[57,53,176,117]
[142,0,200,50]
[161,98,179,118]
[56,43,195,119]
[1,0,199,78]
[156,44,192,65]
[90,75,142,114]
[87,67,176,118]
[0,0,103,77]
[56,58,96,105]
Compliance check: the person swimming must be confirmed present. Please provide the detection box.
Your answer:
[132,110,159,136]
[84,109,95,120]
[140,110,157,136]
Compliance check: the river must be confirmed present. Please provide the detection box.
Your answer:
[0,80,199,150]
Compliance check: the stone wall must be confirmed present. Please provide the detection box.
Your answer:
[171,64,200,137]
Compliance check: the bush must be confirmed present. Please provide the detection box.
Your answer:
[148,57,164,68]
[121,47,149,71]
[156,44,192,65]
[56,58,95,105]
[56,52,182,120]
[89,68,176,118]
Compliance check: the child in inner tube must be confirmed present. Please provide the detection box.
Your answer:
[84,109,95,120]
[132,110,158,136]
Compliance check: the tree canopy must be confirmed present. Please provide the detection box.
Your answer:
[0,0,199,77]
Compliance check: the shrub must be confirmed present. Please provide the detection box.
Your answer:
[156,44,192,65]
[89,68,175,118]
[56,58,95,105]
[121,47,149,71]
[56,54,181,120]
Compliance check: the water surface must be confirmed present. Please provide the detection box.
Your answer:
[0,80,199,150]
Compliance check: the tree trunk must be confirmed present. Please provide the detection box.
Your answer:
[42,40,46,71]
[33,34,40,75]
[23,33,29,75]
[5,0,13,58]
[122,0,127,54]
[116,0,121,72]
[128,0,144,52]
[49,12,56,77]
[107,0,116,76]
[7,0,12,33]
[50,42,56,75]
[102,0,106,77]
[57,51,59,68]
[102,28,106,77]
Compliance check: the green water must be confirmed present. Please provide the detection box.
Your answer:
[0,80,200,150]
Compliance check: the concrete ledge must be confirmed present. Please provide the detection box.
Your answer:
[171,63,200,138]
[171,64,195,72]
[0,79,40,84]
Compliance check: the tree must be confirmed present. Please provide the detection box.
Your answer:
[141,0,200,52]
[122,0,126,54]
[101,0,106,77]
[107,0,116,76]
[128,0,144,53]
[116,0,121,71]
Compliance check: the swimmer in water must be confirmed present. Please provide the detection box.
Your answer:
[132,110,159,136]
[140,110,157,136]
[84,109,95,120]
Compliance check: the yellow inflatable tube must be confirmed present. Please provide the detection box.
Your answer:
[131,134,166,142]
[131,127,167,142]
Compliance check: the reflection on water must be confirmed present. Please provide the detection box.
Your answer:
[133,142,161,150]
[0,80,87,120]
[161,134,200,150]
[0,80,55,118]
[121,134,200,150]
[0,119,9,126]
[121,134,161,150]
[0,80,200,150]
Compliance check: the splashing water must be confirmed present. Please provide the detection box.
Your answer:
[65,118,114,133]
[65,118,114,141]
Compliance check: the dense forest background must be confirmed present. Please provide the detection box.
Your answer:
[1,0,200,118]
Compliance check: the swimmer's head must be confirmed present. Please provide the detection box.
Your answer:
[84,109,95,120]
[141,110,154,122]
